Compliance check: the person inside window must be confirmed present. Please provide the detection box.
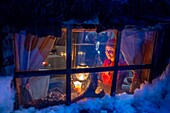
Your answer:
[95,38,131,94]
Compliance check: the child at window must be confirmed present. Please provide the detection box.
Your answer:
[95,38,130,94]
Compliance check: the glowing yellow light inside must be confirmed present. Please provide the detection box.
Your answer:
[73,81,82,93]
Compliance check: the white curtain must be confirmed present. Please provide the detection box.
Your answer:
[121,29,155,65]
[14,31,56,103]
[120,29,156,82]
[121,30,145,65]
[14,31,56,71]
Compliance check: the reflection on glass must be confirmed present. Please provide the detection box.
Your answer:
[120,30,156,65]
[16,74,66,108]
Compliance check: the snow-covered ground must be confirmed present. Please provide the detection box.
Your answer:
[1,64,170,113]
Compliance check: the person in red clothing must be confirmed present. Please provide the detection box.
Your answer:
[95,38,129,94]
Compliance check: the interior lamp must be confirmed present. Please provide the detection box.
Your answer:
[76,63,89,81]
[73,81,82,93]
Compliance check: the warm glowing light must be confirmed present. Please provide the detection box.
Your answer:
[42,61,49,66]
[76,63,89,81]
[73,81,82,93]
[76,73,89,81]
[60,52,66,56]
[78,51,84,55]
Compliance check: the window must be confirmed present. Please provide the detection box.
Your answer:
[14,27,158,108]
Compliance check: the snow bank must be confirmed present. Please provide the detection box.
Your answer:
[0,76,15,113]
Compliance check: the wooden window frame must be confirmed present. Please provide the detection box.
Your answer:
[14,26,158,108]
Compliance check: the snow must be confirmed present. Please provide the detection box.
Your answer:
[0,76,15,113]
[1,64,170,113]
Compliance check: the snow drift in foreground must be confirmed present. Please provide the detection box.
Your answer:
[0,64,170,113]
[0,76,15,113]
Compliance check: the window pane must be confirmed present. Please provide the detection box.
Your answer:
[115,69,150,94]
[16,74,66,108]
[43,29,66,70]
[72,29,118,69]
[120,29,156,65]
[71,72,91,100]
[14,30,66,72]
[95,71,114,95]
[71,71,114,100]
